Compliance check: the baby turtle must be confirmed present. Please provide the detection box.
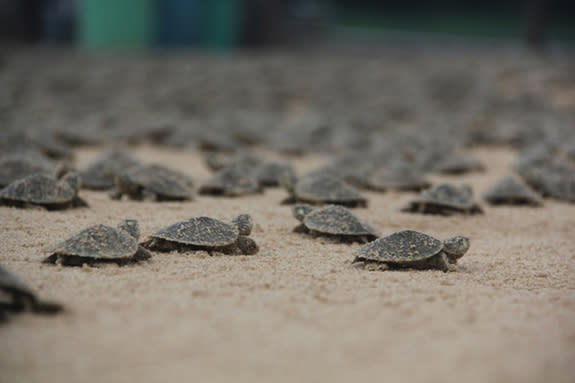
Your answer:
[43,219,152,266]
[401,183,483,215]
[434,155,485,175]
[281,174,367,207]
[199,162,262,197]
[255,162,297,187]
[0,264,63,323]
[484,176,543,206]
[292,204,380,243]
[367,164,430,192]
[0,152,55,187]
[0,170,88,210]
[142,214,259,255]
[353,230,470,272]
[80,149,140,190]
[111,164,194,201]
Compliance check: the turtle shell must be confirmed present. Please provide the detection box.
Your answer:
[415,183,476,209]
[303,205,379,237]
[150,217,239,247]
[355,230,443,263]
[0,154,54,187]
[45,224,138,260]
[484,176,543,206]
[368,165,430,191]
[0,173,76,205]
[199,163,261,196]
[295,174,366,204]
[256,162,296,187]
[80,150,140,190]
[119,164,193,199]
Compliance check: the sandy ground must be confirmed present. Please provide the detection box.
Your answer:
[1,145,574,383]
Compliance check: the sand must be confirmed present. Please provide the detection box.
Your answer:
[1,145,574,383]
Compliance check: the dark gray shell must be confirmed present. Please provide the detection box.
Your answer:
[303,205,379,237]
[256,162,296,187]
[434,155,484,175]
[80,150,140,190]
[150,217,239,247]
[0,153,54,187]
[410,183,480,210]
[199,162,261,196]
[294,174,366,205]
[484,176,543,206]
[118,164,193,199]
[355,230,443,263]
[0,173,77,205]
[45,224,138,259]
[368,165,430,191]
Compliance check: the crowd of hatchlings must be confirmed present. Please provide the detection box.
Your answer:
[1,49,574,322]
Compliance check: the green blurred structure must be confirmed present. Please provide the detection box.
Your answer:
[200,0,242,49]
[77,0,155,51]
[76,0,242,51]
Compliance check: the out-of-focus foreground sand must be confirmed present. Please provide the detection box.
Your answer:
[1,146,574,383]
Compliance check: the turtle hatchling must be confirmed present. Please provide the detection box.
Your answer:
[0,152,55,187]
[199,162,262,197]
[80,149,140,190]
[142,214,259,255]
[367,164,430,192]
[1,264,63,323]
[0,170,88,210]
[111,164,194,201]
[281,173,367,207]
[434,155,485,175]
[353,230,470,272]
[484,176,543,206]
[43,219,152,266]
[255,161,296,187]
[401,183,483,215]
[292,204,380,243]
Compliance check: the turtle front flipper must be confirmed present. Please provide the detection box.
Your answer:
[235,236,259,255]
[134,246,153,262]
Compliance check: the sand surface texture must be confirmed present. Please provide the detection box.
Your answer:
[1,145,574,383]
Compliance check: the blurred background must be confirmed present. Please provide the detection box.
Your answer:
[0,0,573,51]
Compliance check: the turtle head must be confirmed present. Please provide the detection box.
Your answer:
[236,236,259,255]
[442,236,470,263]
[61,171,81,192]
[291,204,314,222]
[118,219,140,240]
[460,184,473,199]
[279,171,297,193]
[232,214,254,236]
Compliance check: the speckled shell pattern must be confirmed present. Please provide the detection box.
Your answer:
[151,217,239,247]
[295,174,365,204]
[355,230,443,263]
[304,205,376,236]
[45,224,138,259]
[118,164,192,199]
[0,173,76,204]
